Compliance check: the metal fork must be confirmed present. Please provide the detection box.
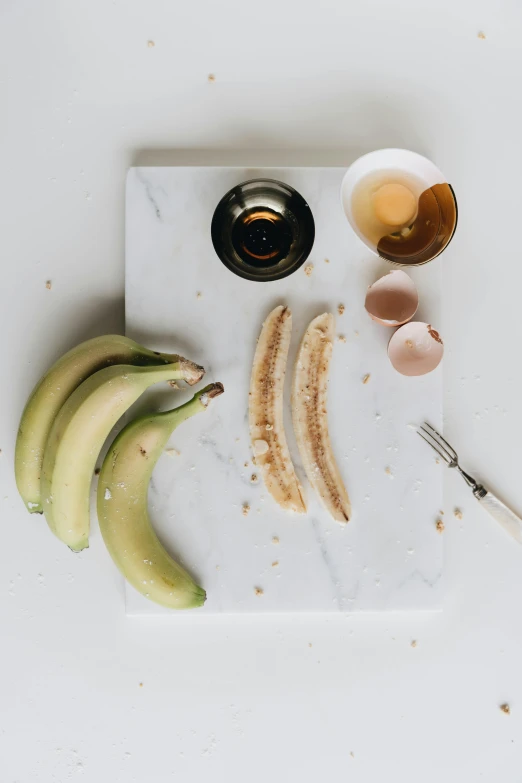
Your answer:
[418,422,522,544]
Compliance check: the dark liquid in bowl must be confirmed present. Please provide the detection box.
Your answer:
[231,209,293,267]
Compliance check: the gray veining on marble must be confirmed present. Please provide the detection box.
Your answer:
[125,166,443,615]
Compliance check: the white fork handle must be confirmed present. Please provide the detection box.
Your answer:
[476,489,522,544]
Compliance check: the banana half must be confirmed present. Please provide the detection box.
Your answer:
[249,306,306,514]
[98,383,224,610]
[41,359,204,552]
[292,313,351,523]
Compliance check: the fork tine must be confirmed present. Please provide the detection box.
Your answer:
[417,430,452,464]
[421,422,458,460]
[419,425,455,463]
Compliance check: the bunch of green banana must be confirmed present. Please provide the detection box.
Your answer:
[15,335,202,514]
[98,383,224,609]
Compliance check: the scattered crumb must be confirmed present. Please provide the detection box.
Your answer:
[435,458,441,465]
[272,536,279,544]
[349,751,355,759]
[338,304,345,316]
[354,330,359,337]
[436,518,445,534]
[196,291,202,299]
[411,639,417,648]
[165,447,180,458]
[254,587,264,596]
[244,461,249,467]
[104,488,112,500]
[265,423,273,431]
[324,258,330,264]
[337,335,346,343]
[439,510,445,515]
[45,280,52,290]
[500,703,511,715]
[454,508,463,520]
[304,264,313,277]
[94,468,100,476]
[208,73,216,82]
[362,373,371,385]
[235,437,240,442]
[139,682,143,687]
[250,473,258,483]
[271,561,279,568]
[168,380,180,389]
[478,31,486,39]
[385,466,393,477]
[147,40,155,47]
[242,503,250,517]
[308,642,312,648]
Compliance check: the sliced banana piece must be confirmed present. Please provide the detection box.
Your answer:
[249,306,306,513]
[292,313,351,522]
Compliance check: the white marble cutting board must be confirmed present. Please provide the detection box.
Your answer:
[125,166,443,616]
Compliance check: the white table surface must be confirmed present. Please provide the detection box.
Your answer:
[2,1,522,780]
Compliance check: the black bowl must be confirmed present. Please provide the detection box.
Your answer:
[211,178,315,282]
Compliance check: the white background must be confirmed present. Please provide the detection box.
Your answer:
[2,1,522,780]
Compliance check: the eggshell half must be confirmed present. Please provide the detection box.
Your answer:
[388,321,444,376]
[365,270,418,327]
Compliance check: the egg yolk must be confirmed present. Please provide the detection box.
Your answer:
[372,183,417,227]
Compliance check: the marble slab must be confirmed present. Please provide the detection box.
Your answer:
[125,166,443,616]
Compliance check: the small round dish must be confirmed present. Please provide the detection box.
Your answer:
[211,179,315,282]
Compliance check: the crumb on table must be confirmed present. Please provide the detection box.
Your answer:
[338,304,345,316]
[349,751,355,759]
[500,703,510,715]
[196,291,202,299]
[337,335,346,343]
[308,642,312,647]
[271,560,279,568]
[250,473,258,483]
[362,373,371,384]
[147,40,155,47]
[165,447,180,458]
[272,536,279,544]
[208,73,216,82]
[436,518,445,534]
[478,31,486,39]
[254,587,264,596]
[454,508,463,520]
[244,461,249,467]
[304,264,313,277]
[242,503,250,517]
[324,258,330,264]
[411,639,417,648]
[45,280,52,290]
[385,466,393,477]
[139,682,144,687]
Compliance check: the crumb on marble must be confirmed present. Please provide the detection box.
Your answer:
[168,380,180,389]
[337,335,346,343]
[308,642,312,647]
[272,536,279,544]
[196,291,202,299]
[45,280,52,290]
[254,586,264,596]
[208,73,216,82]
[304,264,313,277]
[411,639,417,648]
[244,461,249,467]
[500,703,510,714]
[147,40,155,47]
[235,437,240,442]
[242,503,250,517]
[385,466,393,477]
[362,373,371,385]
[349,751,355,759]
[338,304,345,316]
[165,448,180,458]
[439,510,445,515]
[477,31,486,39]
[271,560,279,568]
[250,473,258,484]
[435,457,441,465]
[454,508,463,520]
[139,682,144,687]
[354,330,359,337]
[324,258,330,264]
[436,518,445,534]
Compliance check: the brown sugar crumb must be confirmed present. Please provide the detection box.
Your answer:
[500,703,511,715]
[250,473,258,484]
[272,536,279,544]
[337,335,347,343]
[362,373,371,384]
[436,518,445,534]
[244,461,249,467]
[454,508,463,520]
[338,304,345,316]
[94,467,100,476]
[139,682,144,687]
[254,587,264,596]
[147,40,155,48]
[271,560,279,568]
[385,466,393,477]
[477,31,486,40]
[168,380,180,389]
[242,503,250,517]
[324,258,330,264]
[208,73,216,82]
[304,264,313,277]
[411,639,417,648]
[45,280,52,290]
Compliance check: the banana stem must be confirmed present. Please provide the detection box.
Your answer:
[159,383,225,428]
[138,358,205,386]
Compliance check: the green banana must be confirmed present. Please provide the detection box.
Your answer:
[41,360,204,552]
[15,335,201,514]
[97,383,224,610]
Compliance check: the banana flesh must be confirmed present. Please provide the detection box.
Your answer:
[98,383,224,609]
[41,359,204,552]
[15,335,199,514]
[292,313,351,523]
[249,306,306,513]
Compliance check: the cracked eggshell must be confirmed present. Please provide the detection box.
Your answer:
[388,321,443,376]
[365,270,418,327]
